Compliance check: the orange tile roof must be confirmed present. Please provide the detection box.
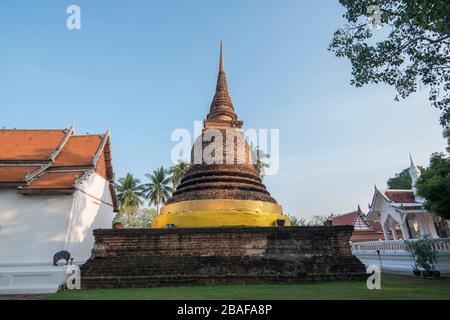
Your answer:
[350,230,384,242]
[53,135,102,167]
[384,190,416,203]
[0,166,41,182]
[0,130,66,161]
[22,171,85,189]
[331,207,389,241]
[331,211,358,226]
[1,128,116,209]
[368,220,383,232]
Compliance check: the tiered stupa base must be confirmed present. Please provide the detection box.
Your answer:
[81,226,366,288]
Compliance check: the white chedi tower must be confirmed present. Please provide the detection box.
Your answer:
[409,153,421,198]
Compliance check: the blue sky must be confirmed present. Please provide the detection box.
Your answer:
[0,0,446,218]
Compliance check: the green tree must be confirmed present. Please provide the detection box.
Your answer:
[117,205,138,225]
[116,173,145,221]
[406,239,438,272]
[416,152,450,219]
[143,167,174,214]
[113,208,157,228]
[387,168,413,189]
[249,143,270,178]
[387,166,426,189]
[444,127,450,153]
[289,215,307,226]
[306,214,335,226]
[169,160,190,188]
[116,173,144,207]
[329,0,450,127]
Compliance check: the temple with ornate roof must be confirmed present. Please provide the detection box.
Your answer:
[0,126,117,294]
[366,155,447,239]
[333,156,449,242]
[152,42,290,228]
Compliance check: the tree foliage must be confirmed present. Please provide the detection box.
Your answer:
[288,215,307,226]
[249,143,270,178]
[116,173,145,207]
[169,160,190,188]
[444,127,450,153]
[113,208,157,228]
[307,214,335,226]
[406,239,438,272]
[387,168,413,189]
[386,166,425,189]
[142,166,174,214]
[416,152,450,219]
[329,0,450,126]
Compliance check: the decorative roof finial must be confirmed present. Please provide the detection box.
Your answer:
[409,153,415,167]
[408,153,421,197]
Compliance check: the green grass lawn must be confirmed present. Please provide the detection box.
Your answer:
[48,273,450,300]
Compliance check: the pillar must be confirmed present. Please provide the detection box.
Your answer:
[390,223,398,240]
[381,222,389,240]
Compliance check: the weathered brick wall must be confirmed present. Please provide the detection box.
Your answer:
[81,226,366,288]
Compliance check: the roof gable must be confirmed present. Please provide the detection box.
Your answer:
[332,206,373,230]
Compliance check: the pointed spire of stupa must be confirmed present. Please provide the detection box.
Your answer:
[409,153,421,195]
[207,41,237,122]
[219,40,225,73]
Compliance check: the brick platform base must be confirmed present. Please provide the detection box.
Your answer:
[81,226,366,288]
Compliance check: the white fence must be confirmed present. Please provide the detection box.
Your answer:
[351,238,450,274]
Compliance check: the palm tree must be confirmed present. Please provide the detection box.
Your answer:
[169,160,190,188]
[249,143,270,178]
[116,173,145,222]
[142,167,174,214]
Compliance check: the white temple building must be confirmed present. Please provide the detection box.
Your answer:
[366,155,444,240]
[0,126,117,294]
[352,156,450,274]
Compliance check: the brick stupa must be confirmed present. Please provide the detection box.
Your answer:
[152,42,289,228]
[80,44,366,288]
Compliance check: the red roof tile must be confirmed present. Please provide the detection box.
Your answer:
[0,166,41,182]
[22,171,85,189]
[53,135,102,167]
[331,211,358,226]
[332,207,388,242]
[1,129,115,208]
[0,130,66,161]
[350,230,384,242]
[384,190,416,203]
[368,220,383,232]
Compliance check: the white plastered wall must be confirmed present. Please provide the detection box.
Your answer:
[0,190,74,266]
[65,172,115,263]
[0,172,114,266]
